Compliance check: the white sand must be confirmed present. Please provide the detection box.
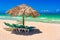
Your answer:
[0,20,60,40]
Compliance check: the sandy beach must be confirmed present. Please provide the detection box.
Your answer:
[0,20,60,40]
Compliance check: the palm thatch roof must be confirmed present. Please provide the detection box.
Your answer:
[6,4,39,17]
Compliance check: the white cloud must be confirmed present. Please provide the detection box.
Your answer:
[41,10,49,12]
[56,9,60,12]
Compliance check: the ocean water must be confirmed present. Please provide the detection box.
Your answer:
[0,13,60,23]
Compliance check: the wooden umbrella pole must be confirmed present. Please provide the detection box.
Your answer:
[22,9,26,26]
[22,13,25,26]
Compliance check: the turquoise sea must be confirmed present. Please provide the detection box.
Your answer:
[0,13,60,23]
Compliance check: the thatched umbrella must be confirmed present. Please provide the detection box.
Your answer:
[6,4,39,26]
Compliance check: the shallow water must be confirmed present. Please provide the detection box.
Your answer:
[0,13,60,23]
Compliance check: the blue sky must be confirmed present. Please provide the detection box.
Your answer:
[0,0,60,13]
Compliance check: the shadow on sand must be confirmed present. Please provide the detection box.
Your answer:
[11,29,42,35]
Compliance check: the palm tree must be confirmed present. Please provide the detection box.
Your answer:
[6,4,39,27]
